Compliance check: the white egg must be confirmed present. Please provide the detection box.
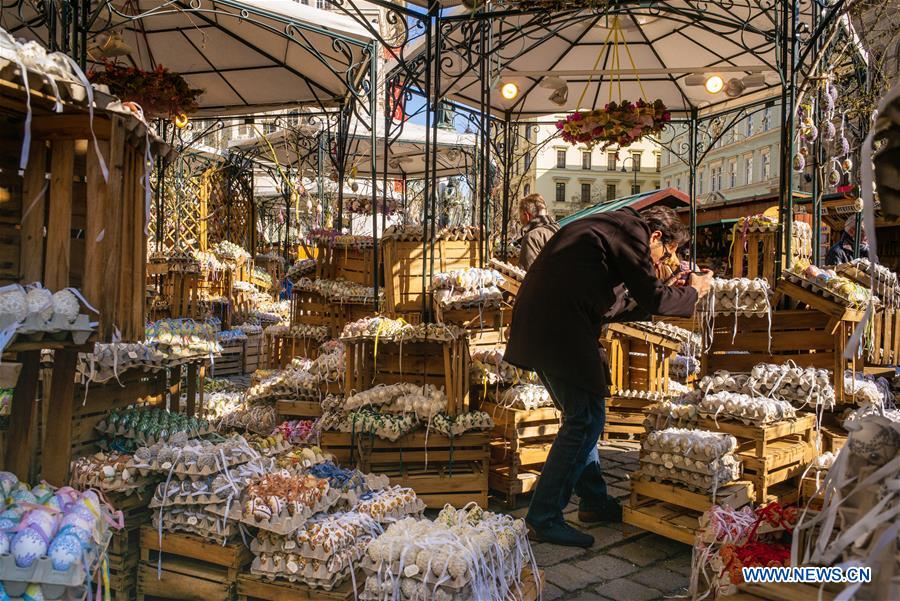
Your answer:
[48,532,82,571]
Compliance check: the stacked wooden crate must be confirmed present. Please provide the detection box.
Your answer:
[244,331,263,373]
[137,526,250,601]
[212,338,246,377]
[107,495,151,601]
[601,322,682,440]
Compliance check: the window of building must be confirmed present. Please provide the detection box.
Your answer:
[607,152,617,171]
[744,155,754,184]
[761,148,771,180]
[582,151,591,170]
[631,152,642,172]
[712,165,722,192]
[762,106,771,131]
[524,125,532,142]
[606,183,617,201]
[655,154,661,172]
[745,116,754,137]
[631,183,641,195]
[729,160,737,188]
[676,177,682,191]
[524,151,533,170]
[556,149,566,168]
[666,179,672,189]
[523,184,531,196]
[555,182,566,203]
[698,170,705,194]
[581,183,591,203]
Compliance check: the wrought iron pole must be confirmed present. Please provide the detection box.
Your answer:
[370,42,380,310]
[501,115,512,260]
[428,9,443,307]
[420,5,434,318]
[688,111,698,266]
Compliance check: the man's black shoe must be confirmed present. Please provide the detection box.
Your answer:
[577,497,623,524]
[526,521,594,548]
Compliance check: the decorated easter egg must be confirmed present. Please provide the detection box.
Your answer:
[8,488,37,506]
[0,508,24,523]
[21,510,58,538]
[60,511,94,536]
[11,526,48,567]
[56,524,92,547]
[31,483,54,504]
[0,581,8,601]
[0,531,9,554]
[48,531,82,571]
[22,583,44,601]
[0,472,18,497]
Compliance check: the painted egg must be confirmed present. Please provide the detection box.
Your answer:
[11,527,48,568]
[9,488,37,506]
[0,531,9,554]
[0,472,18,497]
[60,511,94,536]
[57,524,92,547]
[48,531,82,571]
[0,508,24,522]
[22,583,44,601]
[65,503,97,526]
[31,483,54,504]
[21,510,59,538]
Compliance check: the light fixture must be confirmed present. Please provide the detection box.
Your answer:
[724,77,745,98]
[704,75,724,94]
[500,81,519,100]
[540,76,568,107]
[174,113,190,129]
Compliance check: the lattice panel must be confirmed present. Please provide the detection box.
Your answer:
[151,163,212,252]
[207,164,255,252]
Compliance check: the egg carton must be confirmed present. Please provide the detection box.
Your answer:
[206,487,341,536]
[0,57,89,104]
[131,450,257,480]
[250,557,353,590]
[94,421,215,445]
[696,409,793,427]
[0,530,110,594]
[640,459,741,488]
[359,576,486,601]
[252,529,374,562]
[436,296,503,311]
[1,313,95,346]
[639,451,741,477]
[640,470,738,495]
[68,472,153,495]
[783,271,872,309]
[249,437,293,458]
[359,555,493,591]
[152,509,239,543]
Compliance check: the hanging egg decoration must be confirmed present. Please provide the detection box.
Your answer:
[792,152,806,172]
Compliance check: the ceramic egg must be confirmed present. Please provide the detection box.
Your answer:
[65,503,97,527]
[48,531,82,571]
[31,483,54,504]
[21,510,58,538]
[11,526,48,567]
[57,523,92,547]
[0,531,9,555]
[0,508,23,523]
[8,488,37,506]
[22,583,44,601]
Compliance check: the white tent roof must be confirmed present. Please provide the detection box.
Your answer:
[255,174,402,201]
[2,0,374,115]
[233,117,476,178]
[391,3,818,118]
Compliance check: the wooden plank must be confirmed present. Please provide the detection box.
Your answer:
[186,362,198,416]
[6,351,40,480]
[631,477,753,512]
[132,150,146,340]
[83,138,108,307]
[140,526,249,569]
[99,116,125,341]
[622,500,698,545]
[44,139,75,290]
[20,143,47,283]
[41,349,78,485]
[236,572,357,601]
[137,559,231,601]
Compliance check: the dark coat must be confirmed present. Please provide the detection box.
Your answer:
[518,215,560,270]
[825,232,869,266]
[504,208,698,395]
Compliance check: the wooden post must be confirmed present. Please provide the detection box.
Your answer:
[197,363,206,416]
[186,362,198,416]
[20,144,47,284]
[44,140,75,290]
[6,351,40,481]
[41,350,78,485]
[100,116,126,341]
[83,138,109,308]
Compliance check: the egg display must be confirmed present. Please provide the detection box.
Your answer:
[47,532,82,571]
[431,267,505,309]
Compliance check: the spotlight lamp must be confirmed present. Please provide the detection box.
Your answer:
[500,81,519,100]
[704,74,724,94]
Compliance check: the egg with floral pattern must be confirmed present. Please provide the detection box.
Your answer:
[56,524,92,547]
[48,531,82,571]
[0,531,9,555]
[30,483,54,504]
[0,471,18,497]
[11,526,47,567]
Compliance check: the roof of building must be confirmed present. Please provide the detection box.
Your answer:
[558,188,690,226]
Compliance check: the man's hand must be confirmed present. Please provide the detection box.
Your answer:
[689,269,714,299]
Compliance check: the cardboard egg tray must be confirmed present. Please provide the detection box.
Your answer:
[95,421,215,445]
[0,530,110,596]
[130,449,256,480]
[250,554,358,589]
[1,313,95,347]
[783,271,872,309]
[206,487,341,536]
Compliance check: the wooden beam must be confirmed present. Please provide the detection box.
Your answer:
[41,349,78,485]
[44,139,75,290]
[20,144,47,284]
[6,351,40,481]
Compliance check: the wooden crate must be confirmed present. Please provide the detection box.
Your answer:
[623,499,700,545]
[697,414,816,457]
[701,309,858,403]
[275,400,323,420]
[264,334,301,370]
[821,424,848,453]
[321,431,489,509]
[290,289,340,337]
[107,495,151,601]
[630,475,754,513]
[735,582,839,601]
[435,302,512,351]
[137,526,250,601]
[481,401,560,507]
[867,305,900,365]
[212,339,245,377]
[344,337,470,415]
[237,572,358,601]
[738,435,816,503]
[244,333,263,374]
[159,272,202,320]
[602,323,680,395]
[382,238,480,314]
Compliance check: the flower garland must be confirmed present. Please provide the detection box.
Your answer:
[557,99,670,149]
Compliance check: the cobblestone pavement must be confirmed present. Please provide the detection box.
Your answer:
[491,441,693,601]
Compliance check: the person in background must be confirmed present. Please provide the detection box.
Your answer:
[504,206,713,548]
[825,214,869,265]
[517,194,560,270]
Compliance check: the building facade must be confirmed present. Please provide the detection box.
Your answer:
[523,121,663,219]
[659,103,800,204]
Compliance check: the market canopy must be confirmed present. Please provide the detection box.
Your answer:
[390,2,825,118]
[233,117,477,178]
[1,0,375,115]
[558,188,689,226]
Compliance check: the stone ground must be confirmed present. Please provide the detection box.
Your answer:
[489,440,693,601]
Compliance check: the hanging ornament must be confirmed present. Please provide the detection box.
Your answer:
[800,146,809,157]
[841,157,853,172]
[828,162,841,186]
[823,120,836,141]
[792,153,806,172]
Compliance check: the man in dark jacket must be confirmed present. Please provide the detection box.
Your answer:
[518,194,560,270]
[825,214,869,266]
[504,206,712,547]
